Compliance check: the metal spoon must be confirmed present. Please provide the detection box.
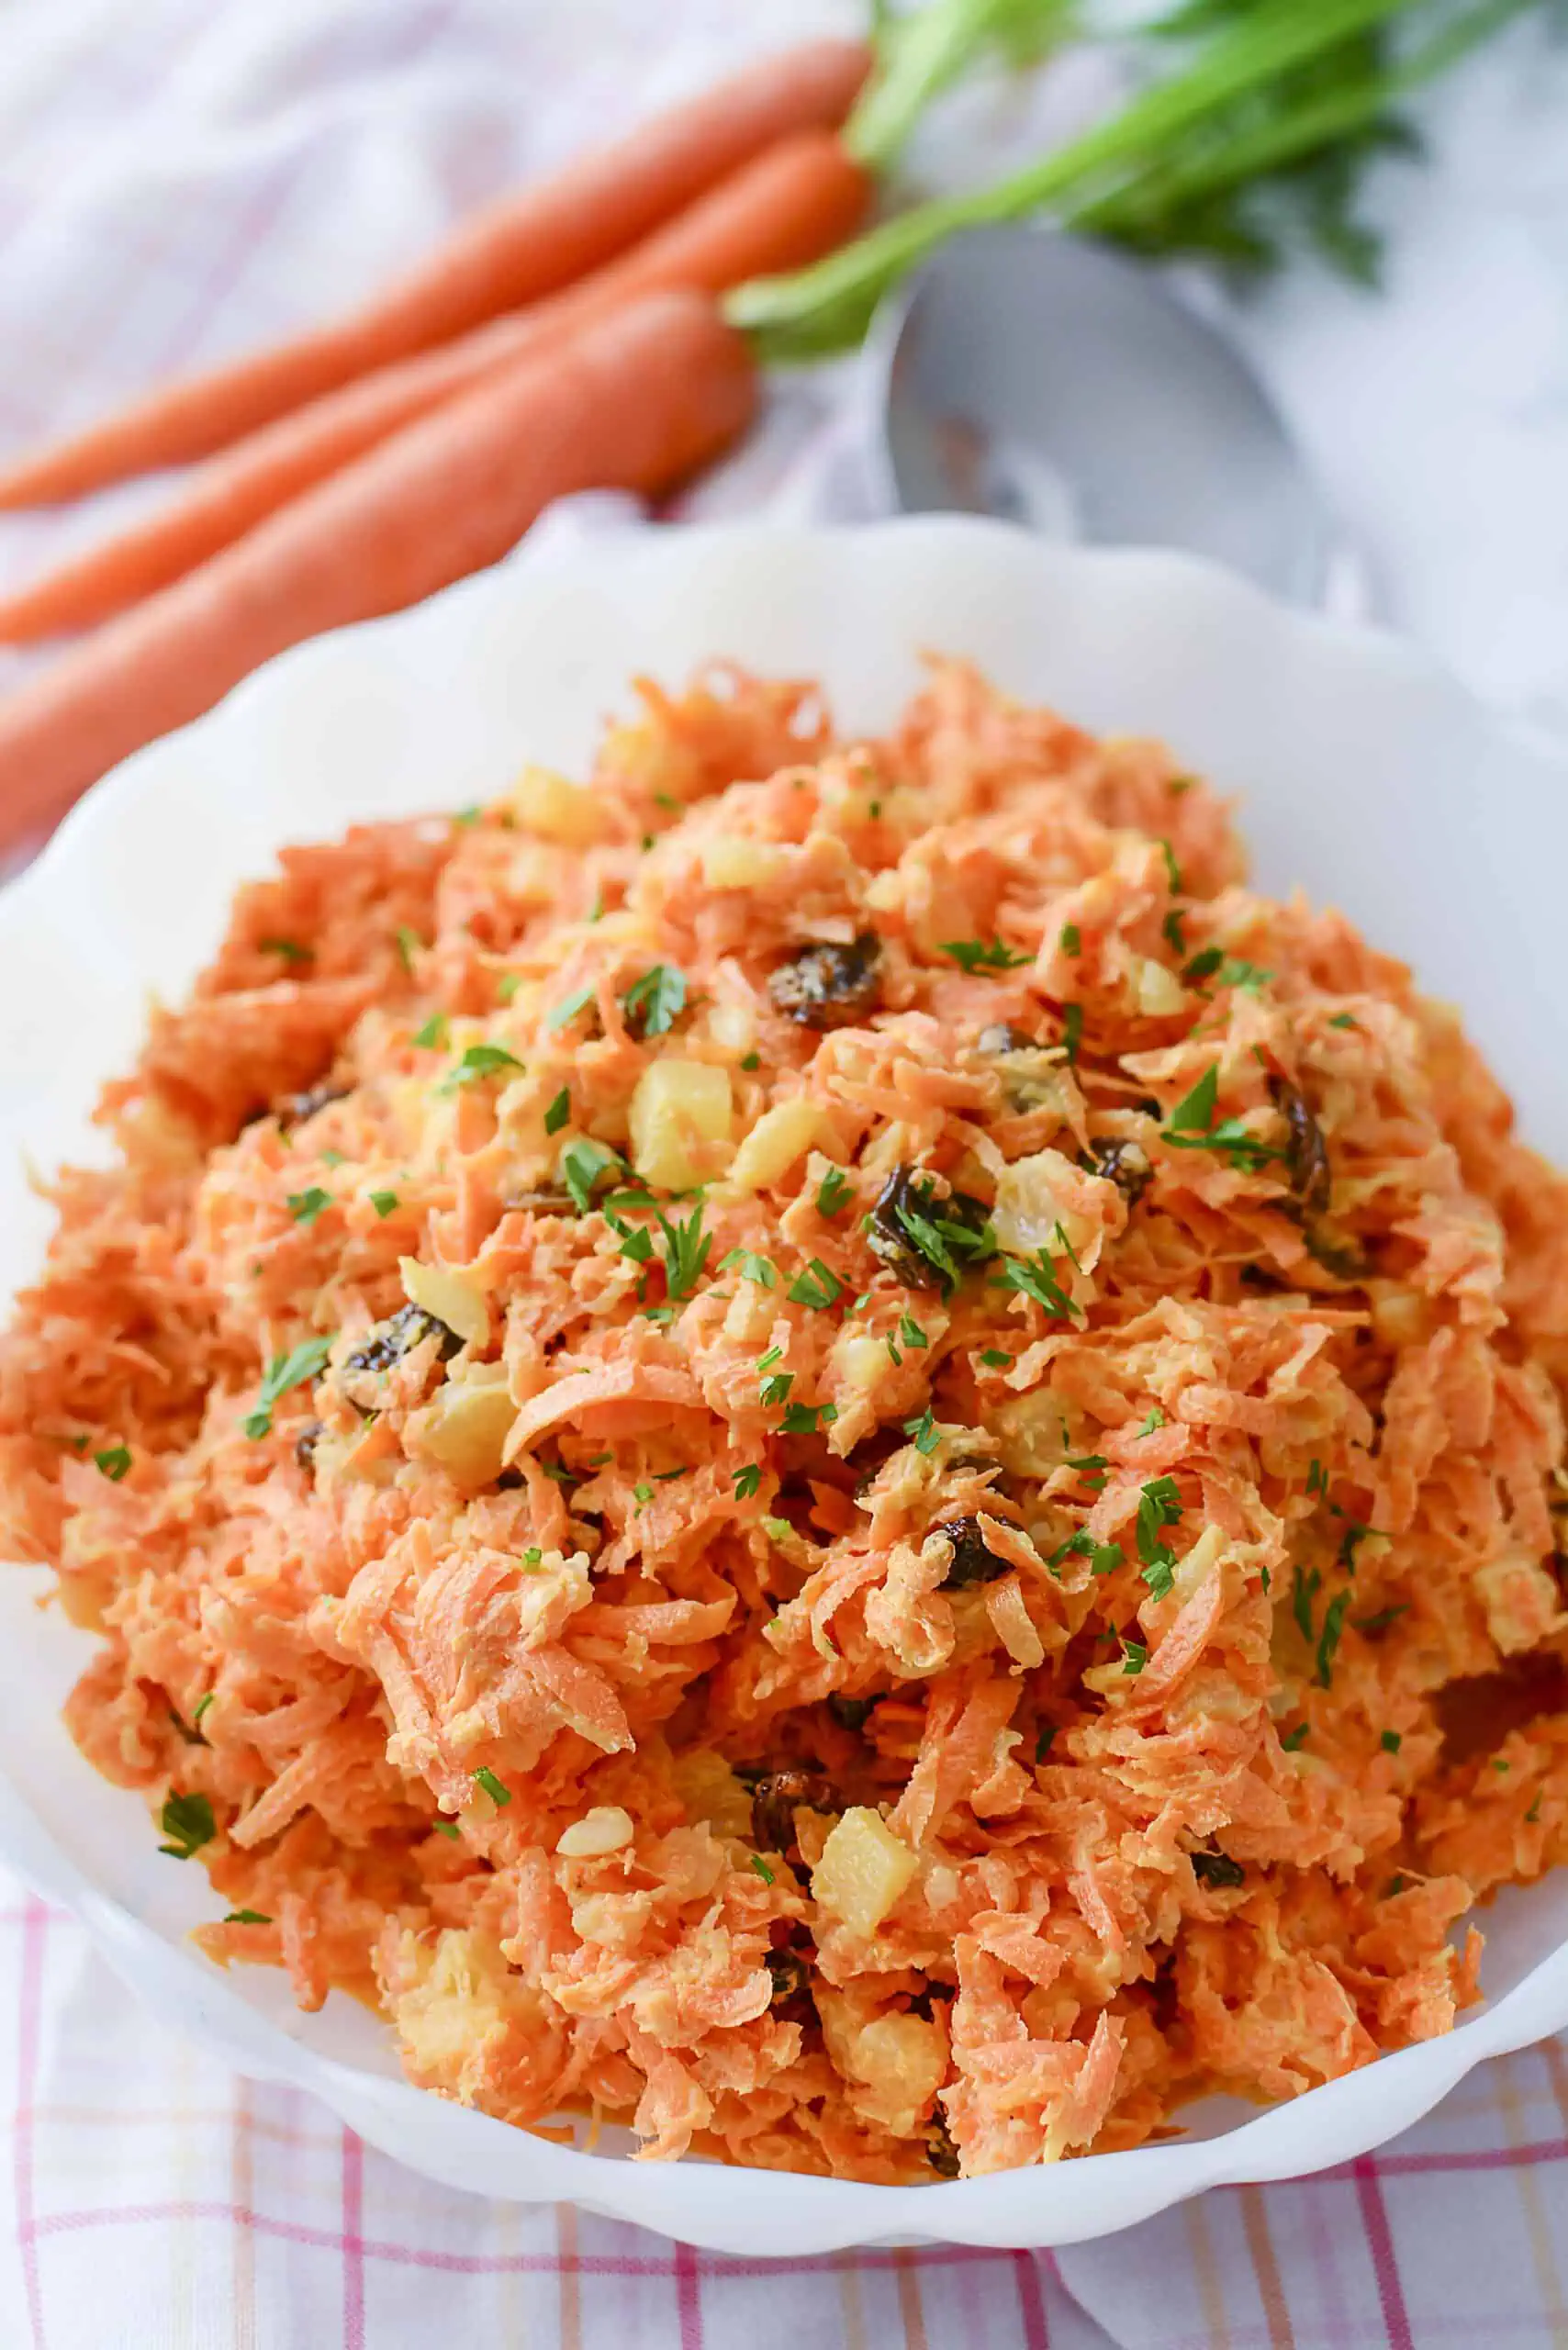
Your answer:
[868,223,1348,611]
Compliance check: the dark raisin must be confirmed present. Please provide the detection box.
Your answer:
[867,1167,993,1292]
[495,1467,525,1491]
[1239,1263,1284,1292]
[1302,1227,1369,1281]
[751,1768,835,1854]
[1191,1849,1246,1889]
[344,1302,462,1375]
[766,1949,813,2015]
[927,2111,962,2179]
[278,1080,350,1126]
[977,1022,1035,1058]
[768,934,882,1031]
[293,1418,323,1469]
[935,1516,1012,1589]
[1085,1137,1153,1210]
[1270,1079,1331,1217]
[827,1694,879,1733]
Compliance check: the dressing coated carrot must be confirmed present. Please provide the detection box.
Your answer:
[0,292,756,847]
[0,134,868,641]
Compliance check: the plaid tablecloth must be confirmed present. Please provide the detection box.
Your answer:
[4,3,1568,2344]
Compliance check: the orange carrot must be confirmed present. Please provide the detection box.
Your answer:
[0,134,868,642]
[0,40,867,509]
[0,291,756,850]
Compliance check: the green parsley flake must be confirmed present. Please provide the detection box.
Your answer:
[980,1348,1012,1370]
[319,1149,346,1169]
[740,1051,761,1071]
[622,963,688,1037]
[1315,1589,1352,1687]
[994,1249,1079,1320]
[544,1086,570,1136]
[286,1188,331,1227]
[244,1336,333,1440]
[1121,1640,1148,1676]
[369,1190,399,1218]
[94,1445,131,1482]
[1182,946,1226,986]
[750,1854,777,1886]
[224,1908,272,1927]
[431,1821,460,1841]
[191,1694,215,1727]
[1163,1062,1280,1172]
[816,1168,853,1218]
[720,1248,777,1289]
[443,1042,523,1090]
[788,1259,842,1311]
[762,1516,793,1545]
[496,973,521,1004]
[938,937,1030,974]
[733,1465,762,1500]
[1215,959,1272,994]
[759,1372,794,1409]
[633,1482,654,1505]
[1059,924,1081,957]
[779,1402,834,1436]
[653,1202,711,1302]
[1381,1729,1402,1754]
[158,1791,216,1860]
[394,925,422,973]
[904,1408,939,1456]
[757,1348,783,1372]
[260,936,311,965]
[1137,1406,1165,1437]
[560,1138,619,1214]
[522,1548,543,1567]
[472,1766,511,1807]
[898,1313,928,1349]
[411,1013,448,1050]
[1159,839,1182,894]
[1161,907,1188,958]
[547,983,597,1032]
[1281,1722,1309,1752]
[1328,1013,1359,1031]
[1035,1727,1057,1762]
[1062,1002,1083,1065]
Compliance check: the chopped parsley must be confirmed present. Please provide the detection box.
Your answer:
[938,937,1030,974]
[259,936,311,965]
[732,1465,762,1500]
[243,1335,333,1439]
[191,1695,214,1728]
[1306,1458,1328,1498]
[471,1767,511,1807]
[544,1086,570,1136]
[1061,1002,1083,1064]
[1182,946,1226,986]
[223,1908,272,1927]
[1215,959,1272,994]
[370,1189,399,1217]
[1059,923,1081,957]
[1136,1475,1182,1596]
[816,1168,854,1219]
[522,1547,543,1566]
[443,1042,523,1090]
[1292,1561,1322,1644]
[633,1482,654,1505]
[759,1373,794,1409]
[779,1402,834,1436]
[94,1445,131,1482]
[431,1820,460,1841]
[1315,1589,1351,1687]
[619,1227,655,1266]
[411,1013,448,1050]
[158,1792,215,1860]
[1381,1729,1403,1754]
[904,1408,940,1456]
[757,1348,783,1372]
[720,1248,777,1288]
[788,1259,842,1311]
[496,972,521,1004]
[994,1248,1079,1320]
[1161,907,1188,957]
[877,1178,996,1295]
[622,963,687,1037]
[1137,1406,1165,1437]
[286,1187,331,1227]
[762,1516,794,1545]
[898,1313,929,1349]
[547,983,597,1031]
[560,1138,620,1214]
[1035,1726,1057,1762]
[1328,1013,1359,1031]
[1159,839,1182,894]
[1049,1530,1123,1576]
[1281,1722,1309,1752]
[394,925,422,973]
[653,1201,711,1301]
[1163,1062,1280,1171]
[739,1051,761,1072]
[980,1348,1012,1369]
[1354,1604,1410,1637]
[1121,1640,1148,1676]
[750,1854,777,1886]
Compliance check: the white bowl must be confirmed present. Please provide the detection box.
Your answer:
[2,518,1566,2256]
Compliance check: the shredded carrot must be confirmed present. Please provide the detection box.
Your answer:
[6,658,1568,2181]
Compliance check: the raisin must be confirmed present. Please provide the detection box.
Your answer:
[768,934,882,1031]
[278,1080,350,1126]
[344,1302,462,1375]
[751,1768,835,1855]
[1191,1849,1246,1890]
[765,1949,813,2017]
[293,1418,323,1469]
[927,2112,962,2179]
[977,1022,1035,1057]
[1270,1078,1331,1217]
[1086,1137,1153,1211]
[867,1167,992,1292]
[827,1694,879,1734]
[935,1516,1011,1589]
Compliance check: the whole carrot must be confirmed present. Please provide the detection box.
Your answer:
[0,39,867,509]
[0,133,868,642]
[0,291,756,850]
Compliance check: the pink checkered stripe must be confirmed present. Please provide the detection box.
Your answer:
[6,1873,1568,2349]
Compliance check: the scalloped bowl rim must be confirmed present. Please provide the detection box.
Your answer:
[1,516,1565,2256]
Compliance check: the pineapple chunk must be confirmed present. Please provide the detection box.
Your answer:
[628,1058,733,1190]
[399,1257,488,1348]
[812,1807,918,1937]
[510,764,605,846]
[1134,956,1187,1017]
[727,1099,827,1195]
[410,1364,515,1486]
[556,1805,635,1857]
[700,835,788,890]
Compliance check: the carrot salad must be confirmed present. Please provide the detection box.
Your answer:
[5,660,1568,2182]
